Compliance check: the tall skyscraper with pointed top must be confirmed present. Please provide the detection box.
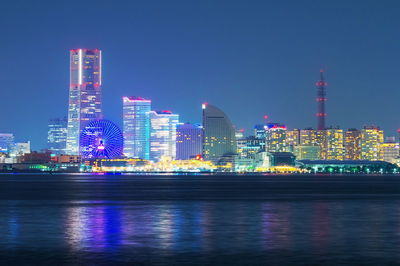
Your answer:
[316,70,327,130]
[66,49,103,155]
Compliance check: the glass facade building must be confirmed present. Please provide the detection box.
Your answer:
[176,123,203,160]
[150,110,179,162]
[122,97,151,159]
[202,103,237,164]
[66,49,103,155]
[48,117,68,155]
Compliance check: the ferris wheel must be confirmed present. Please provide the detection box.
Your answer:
[79,120,123,159]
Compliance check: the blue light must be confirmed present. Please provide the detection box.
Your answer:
[80,120,124,159]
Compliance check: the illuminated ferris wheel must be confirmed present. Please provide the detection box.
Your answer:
[79,120,124,159]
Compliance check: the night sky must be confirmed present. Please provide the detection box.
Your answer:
[1,0,399,150]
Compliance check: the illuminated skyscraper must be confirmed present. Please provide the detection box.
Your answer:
[345,129,362,160]
[122,96,151,159]
[265,123,288,152]
[300,128,319,146]
[286,129,300,152]
[202,103,237,164]
[380,137,399,163]
[176,123,203,160]
[66,49,103,155]
[48,117,68,155]
[361,126,384,160]
[324,128,344,160]
[150,110,179,162]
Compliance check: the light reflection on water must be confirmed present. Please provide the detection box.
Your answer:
[2,200,400,260]
[2,173,400,264]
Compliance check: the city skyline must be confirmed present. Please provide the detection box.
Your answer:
[1,1,400,149]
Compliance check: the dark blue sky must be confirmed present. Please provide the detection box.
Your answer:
[1,0,399,149]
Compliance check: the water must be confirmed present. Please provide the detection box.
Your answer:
[1,173,400,265]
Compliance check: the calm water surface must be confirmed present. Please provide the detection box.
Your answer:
[1,173,400,265]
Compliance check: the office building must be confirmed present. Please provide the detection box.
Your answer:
[66,48,103,155]
[345,129,362,160]
[202,103,237,164]
[265,123,288,152]
[48,117,68,155]
[300,128,319,146]
[176,123,203,160]
[0,133,14,154]
[150,110,179,162]
[324,128,344,160]
[361,126,384,160]
[293,145,320,160]
[286,129,300,152]
[380,139,399,164]
[122,96,151,159]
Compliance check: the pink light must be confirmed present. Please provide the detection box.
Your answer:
[97,145,105,150]
[263,115,269,120]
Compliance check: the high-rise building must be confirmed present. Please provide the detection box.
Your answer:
[265,123,288,152]
[316,70,327,130]
[0,134,14,154]
[176,123,203,160]
[345,129,362,160]
[66,48,103,155]
[286,129,300,152]
[254,124,267,139]
[324,128,344,160]
[380,137,399,163]
[48,117,68,155]
[361,126,384,160]
[122,96,151,159]
[300,128,319,146]
[150,110,179,162]
[202,103,237,164]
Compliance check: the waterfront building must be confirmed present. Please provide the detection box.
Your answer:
[268,152,296,166]
[361,126,384,160]
[254,124,267,140]
[299,128,319,146]
[150,110,179,162]
[66,48,103,155]
[324,128,344,160]
[380,141,399,164]
[122,96,151,159]
[345,128,362,160]
[286,129,300,152]
[238,136,264,159]
[202,103,237,164]
[48,117,68,155]
[11,142,31,157]
[265,123,288,152]
[236,129,246,156]
[176,123,203,160]
[0,133,14,154]
[293,145,320,160]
